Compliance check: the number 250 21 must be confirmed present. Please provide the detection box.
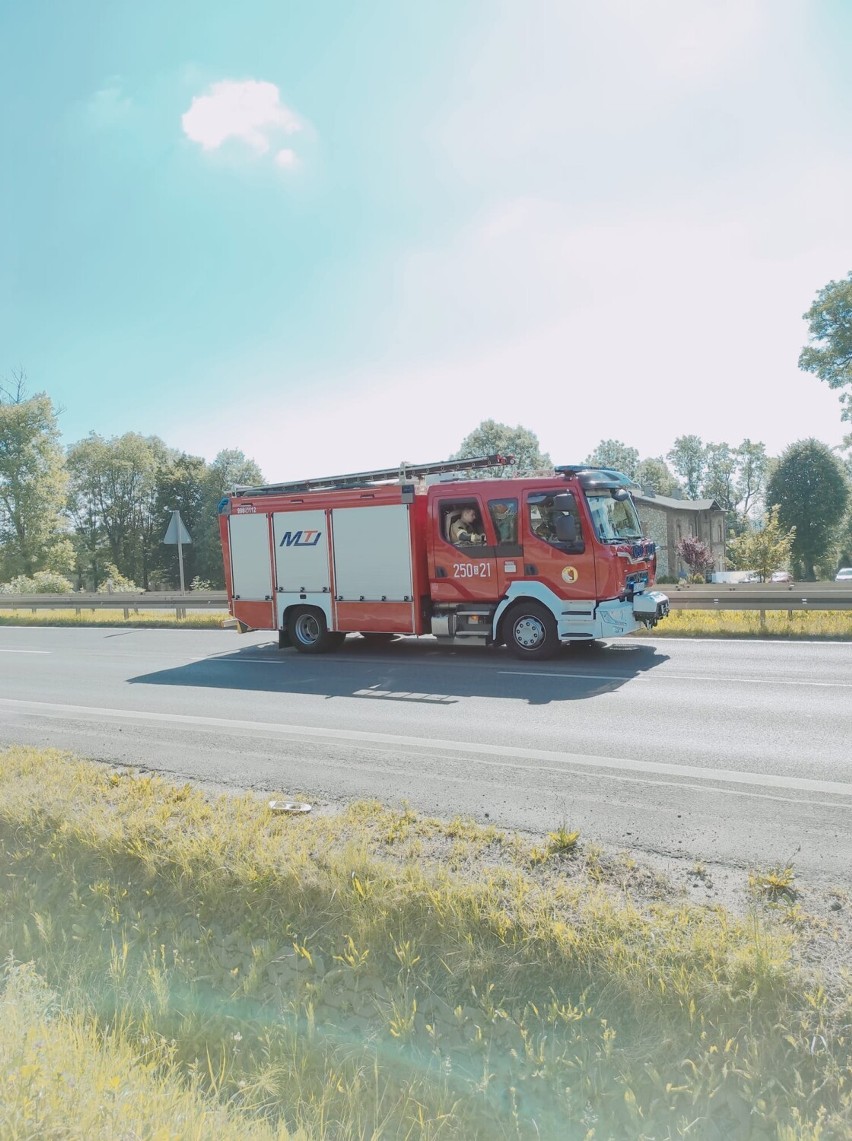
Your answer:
[452,562,491,578]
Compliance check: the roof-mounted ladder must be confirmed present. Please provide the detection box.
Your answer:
[233,453,515,497]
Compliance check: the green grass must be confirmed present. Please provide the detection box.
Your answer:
[0,608,227,629]
[1,746,851,1138]
[635,608,852,639]
[0,959,300,1140]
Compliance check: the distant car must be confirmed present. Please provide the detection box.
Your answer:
[836,567,852,582]
[770,570,793,583]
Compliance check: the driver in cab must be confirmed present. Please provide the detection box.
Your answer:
[450,507,486,545]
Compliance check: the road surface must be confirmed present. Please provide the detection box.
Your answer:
[1,625,850,882]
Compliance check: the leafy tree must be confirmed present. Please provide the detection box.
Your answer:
[194,449,264,587]
[667,435,706,499]
[702,443,738,516]
[676,535,715,580]
[153,452,208,588]
[584,439,639,478]
[452,421,552,479]
[633,456,682,497]
[727,506,795,582]
[0,373,71,579]
[766,438,849,580]
[798,272,852,422]
[67,433,168,588]
[734,440,769,523]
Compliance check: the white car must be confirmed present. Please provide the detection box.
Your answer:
[835,567,852,582]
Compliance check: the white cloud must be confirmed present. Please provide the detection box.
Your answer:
[181,79,302,162]
[274,147,299,169]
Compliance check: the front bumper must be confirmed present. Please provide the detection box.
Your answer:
[632,590,670,625]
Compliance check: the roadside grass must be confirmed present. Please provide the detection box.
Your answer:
[3,607,850,640]
[0,959,299,1140]
[634,608,852,639]
[1,748,850,1138]
[0,608,227,629]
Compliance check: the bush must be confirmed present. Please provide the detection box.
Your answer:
[0,571,74,594]
[96,563,141,593]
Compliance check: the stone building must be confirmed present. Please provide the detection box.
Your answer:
[633,491,726,579]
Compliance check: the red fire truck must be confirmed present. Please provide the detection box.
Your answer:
[218,455,669,660]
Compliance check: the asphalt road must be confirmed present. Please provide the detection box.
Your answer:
[1,625,851,882]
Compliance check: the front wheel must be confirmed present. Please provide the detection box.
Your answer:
[502,601,559,660]
[288,607,345,654]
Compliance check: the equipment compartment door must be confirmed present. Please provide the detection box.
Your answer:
[229,512,275,630]
[229,513,273,600]
[273,510,331,593]
[330,505,416,633]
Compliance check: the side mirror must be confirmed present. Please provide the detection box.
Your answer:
[555,514,577,543]
[552,493,574,512]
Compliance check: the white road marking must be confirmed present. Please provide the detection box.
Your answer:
[2,696,851,801]
[500,670,852,689]
[0,648,51,654]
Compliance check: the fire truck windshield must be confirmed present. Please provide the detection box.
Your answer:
[586,492,643,543]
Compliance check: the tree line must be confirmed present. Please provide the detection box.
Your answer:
[0,372,262,591]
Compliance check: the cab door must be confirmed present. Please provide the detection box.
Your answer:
[429,494,499,604]
[520,489,596,601]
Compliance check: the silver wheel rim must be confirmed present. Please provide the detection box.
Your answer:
[294,614,320,644]
[513,615,545,649]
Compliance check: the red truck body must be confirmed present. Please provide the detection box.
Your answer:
[219,459,669,659]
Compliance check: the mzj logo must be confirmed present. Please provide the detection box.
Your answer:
[280,530,323,547]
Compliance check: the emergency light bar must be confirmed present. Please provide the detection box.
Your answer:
[234,454,515,497]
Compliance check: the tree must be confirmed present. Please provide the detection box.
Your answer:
[584,439,639,478]
[676,535,714,580]
[194,449,264,587]
[153,452,208,588]
[766,438,849,580]
[727,506,795,582]
[667,435,706,499]
[67,433,167,588]
[0,372,71,579]
[452,421,552,479]
[734,440,769,523]
[633,456,682,498]
[702,442,739,516]
[799,272,852,422]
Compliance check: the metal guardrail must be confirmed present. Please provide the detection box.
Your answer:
[0,586,851,619]
[665,583,852,611]
[0,591,228,619]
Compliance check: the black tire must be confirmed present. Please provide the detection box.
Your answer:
[502,601,559,660]
[288,607,345,654]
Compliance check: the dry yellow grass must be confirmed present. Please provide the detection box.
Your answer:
[635,608,852,639]
[1,746,850,1139]
[0,608,227,628]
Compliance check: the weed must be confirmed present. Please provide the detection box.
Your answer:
[749,864,798,901]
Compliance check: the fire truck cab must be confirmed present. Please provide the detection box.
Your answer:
[219,456,669,660]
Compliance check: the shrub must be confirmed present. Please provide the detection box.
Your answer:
[0,571,74,594]
[96,563,141,593]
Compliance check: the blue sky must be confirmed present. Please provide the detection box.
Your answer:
[2,0,851,481]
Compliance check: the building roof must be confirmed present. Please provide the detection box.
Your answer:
[634,493,722,512]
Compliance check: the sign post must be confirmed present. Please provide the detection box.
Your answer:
[163,510,192,605]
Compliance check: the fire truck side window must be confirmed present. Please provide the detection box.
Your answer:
[442,501,487,546]
[527,492,583,550]
[488,499,518,544]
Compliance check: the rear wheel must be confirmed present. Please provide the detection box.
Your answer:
[288,607,345,654]
[502,601,559,660]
